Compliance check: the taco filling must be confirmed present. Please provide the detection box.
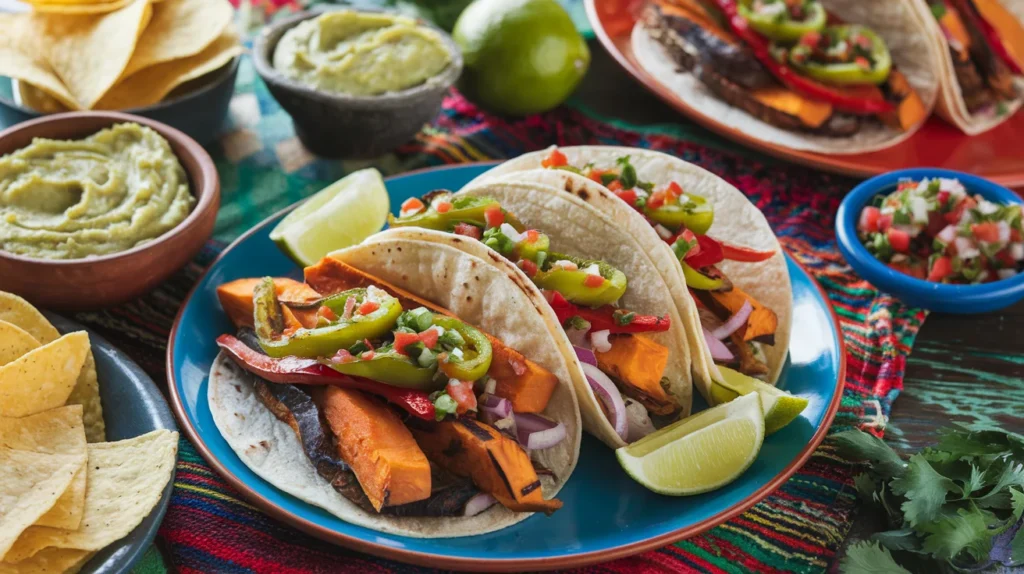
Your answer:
[391,194,680,443]
[536,149,781,380]
[642,0,928,135]
[928,0,1024,115]
[214,266,566,517]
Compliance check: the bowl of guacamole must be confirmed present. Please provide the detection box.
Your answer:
[0,111,220,310]
[253,9,463,158]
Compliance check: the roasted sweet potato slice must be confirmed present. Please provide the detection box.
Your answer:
[305,257,558,413]
[316,387,432,511]
[412,418,562,514]
[594,334,677,416]
[217,277,320,330]
[882,71,928,131]
[752,88,833,129]
[697,285,778,344]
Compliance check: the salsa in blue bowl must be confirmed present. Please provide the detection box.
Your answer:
[836,168,1024,314]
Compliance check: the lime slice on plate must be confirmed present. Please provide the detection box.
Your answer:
[710,366,809,435]
[616,393,764,495]
[270,168,390,267]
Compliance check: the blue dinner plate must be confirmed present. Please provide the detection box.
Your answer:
[167,164,845,571]
[44,313,178,574]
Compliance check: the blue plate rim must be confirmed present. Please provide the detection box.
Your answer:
[165,162,847,572]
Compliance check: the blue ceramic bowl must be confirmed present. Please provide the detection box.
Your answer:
[0,57,239,146]
[836,168,1024,314]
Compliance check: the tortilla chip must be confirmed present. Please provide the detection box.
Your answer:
[26,0,151,108]
[0,47,80,111]
[0,293,60,345]
[0,332,89,418]
[4,430,178,563]
[24,0,135,16]
[0,321,40,367]
[0,548,93,574]
[121,0,234,78]
[0,407,88,532]
[95,28,242,110]
[0,452,83,562]
[63,353,104,443]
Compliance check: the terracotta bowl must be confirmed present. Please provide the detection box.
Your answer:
[0,111,219,311]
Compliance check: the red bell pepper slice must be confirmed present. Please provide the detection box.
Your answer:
[709,0,896,114]
[685,235,725,268]
[719,241,776,262]
[951,0,1022,74]
[544,291,671,334]
[216,334,435,421]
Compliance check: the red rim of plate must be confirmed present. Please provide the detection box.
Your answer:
[165,162,847,572]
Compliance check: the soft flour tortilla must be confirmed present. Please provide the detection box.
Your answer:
[631,0,943,154]
[912,0,1024,135]
[446,175,695,448]
[466,146,793,401]
[208,234,581,538]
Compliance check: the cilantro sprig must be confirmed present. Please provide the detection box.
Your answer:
[836,424,1024,573]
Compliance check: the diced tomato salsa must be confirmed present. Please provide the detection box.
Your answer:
[857,177,1023,284]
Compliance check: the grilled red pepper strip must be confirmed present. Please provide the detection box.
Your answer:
[216,334,435,421]
[720,242,776,262]
[544,291,671,334]
[711,0,896,114]
[951,0,1023,74]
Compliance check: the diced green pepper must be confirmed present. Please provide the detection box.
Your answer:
[533,253,628,307]
[516,232,550,263]
[738,0,826,43]
[430,391,459,421]
[787,25,892,85]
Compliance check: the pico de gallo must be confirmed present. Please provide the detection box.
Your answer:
[858,178,1024,283]
[539,148,782,379]
[390,191,682,443]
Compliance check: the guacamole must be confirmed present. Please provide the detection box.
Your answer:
[272,11,453,96]
[0,123,195,260]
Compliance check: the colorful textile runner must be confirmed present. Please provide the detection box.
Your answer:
[77,51,925,573]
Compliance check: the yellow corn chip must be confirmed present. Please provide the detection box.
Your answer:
[0,407,88,532]
[4,430,178,563]
[65,353,104,444]
[122,0,233,78]
[0,332,89,418]
[0,321,39,367]
[0,293,60,345]
[25,0,135,16]
[0,548,93,574]
[95,28,242,110]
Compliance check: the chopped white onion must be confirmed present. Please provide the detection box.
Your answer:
[500,223,524,244]
[978,199,1000,215]
[573,345,598,367]
[703,327,734,361]
[998,220,1011,244]
[462,493,497,517]
[590,329,612,353]
[939,178,966,197]
[955,237,980,260]
[910,195,929,224]
[552,259,579,271]
[624,399,656,442]
[482,376,496,395]
[514,413,567,450]
[997,268,1018,280]
[894,224,920,237]
[1011,243,1024,261]
[936,225,957,245]
[581,363,629,441]
[582,263,601,277]
[450,347,464,360]
[710,300,752,340]
[655,224,673,240]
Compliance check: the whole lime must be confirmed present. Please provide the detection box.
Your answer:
[453,0,590,116]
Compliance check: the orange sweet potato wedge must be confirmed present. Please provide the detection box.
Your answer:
[595,334,676,416]
[412,418,562,514]
[305,257,558,413]
[701,286,778,344]
[317,387,432,511]
[217,277,320,330]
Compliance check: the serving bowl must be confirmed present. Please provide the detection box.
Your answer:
[0,57,240,146]
[0,111,220,311]
[836,168,1024,314]
[252,9,463,159]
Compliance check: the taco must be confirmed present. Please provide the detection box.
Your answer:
[387,181,695,449]
[918,0,1024,134]
[207,239,581,538]
[633,0,943,154]
[465,146,793,404]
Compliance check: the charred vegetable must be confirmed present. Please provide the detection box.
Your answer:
[594,334,678,416]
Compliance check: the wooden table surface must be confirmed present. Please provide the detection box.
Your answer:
[574,38,1024,568]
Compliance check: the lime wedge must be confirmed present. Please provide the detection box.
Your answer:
[616,393,764,495]
[710,366,809,435]
[270,169,390,267]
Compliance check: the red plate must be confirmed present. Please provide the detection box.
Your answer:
[586,0,1024,189]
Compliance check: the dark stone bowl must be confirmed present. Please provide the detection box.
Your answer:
[252,8,463,159]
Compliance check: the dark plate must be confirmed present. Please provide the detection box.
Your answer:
[43,312,178,574]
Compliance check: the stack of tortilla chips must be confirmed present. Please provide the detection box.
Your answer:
[0,0,241,112]
[0,292,178,574]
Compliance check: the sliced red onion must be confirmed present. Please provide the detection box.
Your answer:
[573,345,597,367]
[565,326,588,347]
[703,327,734,361]
[624,399,656,442]
[590,329,611,353]
[710,300,752,340]
[342,296,356,320]
[479,394,512,421]
[514,413,567,450]
[581,363,628,441]
[462,493,497,517]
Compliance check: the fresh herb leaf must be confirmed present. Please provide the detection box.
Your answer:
[919,506,994,562]
[854,473,877,503]
[872,529,923,553]
[1012,488,1024,522]
[840,541,912,574]
[937,425,1013,458]
[834,429,908,479]
[959,464,988,498]
[891,455,956,526]
[976,462,1024,510]
[1012,520,1024,563]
